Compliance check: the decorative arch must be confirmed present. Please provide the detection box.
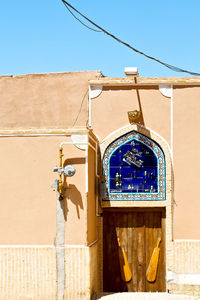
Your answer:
[102,130,165,201]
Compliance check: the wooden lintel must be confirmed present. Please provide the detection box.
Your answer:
[89,77,200,86]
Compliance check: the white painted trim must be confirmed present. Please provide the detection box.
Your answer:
[158,84,174,165]
[0,245,55,248]
[88,86,92,128]
[0,244,99,248]
[167,271,200,285]
[88,85,103,128]
[124,67,138,76]
[171,85,174,241]
[71,134,88,150]
[89,85,103,99]
[60,137,98,202]
[159,84,173,98]
[174,239,200,242]
[171,86,174,166]
[0,134,70,137]
[60,141,96,152]
[0,132,88,137]
[62,135,101,216]
[85,135,89,193]
[64,244,94,248]
[95,141,99,216]
[55,187,65,300]
[59,139,90,194]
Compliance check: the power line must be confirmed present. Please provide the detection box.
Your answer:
[62,1,101,32]
[72,89,88,128]
[61,0,200,76]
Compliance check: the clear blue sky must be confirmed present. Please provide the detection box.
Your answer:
[1,0,200,77]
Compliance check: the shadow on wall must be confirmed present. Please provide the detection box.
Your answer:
[63,157,85,220]
[133,86,151,138]
[103,85,152,137]
[64,184,83,220]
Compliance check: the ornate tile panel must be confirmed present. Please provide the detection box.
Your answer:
[102,131,165,201]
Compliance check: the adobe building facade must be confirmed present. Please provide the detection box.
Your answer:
[0,70,200,299]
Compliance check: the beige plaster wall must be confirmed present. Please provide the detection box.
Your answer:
[91,86,171,145]
[0,71,101,129]
[173,86,200,239]
[0,136,87,245]
[91,84,200,239]
[0,71,101,245]
[1,71,200,242]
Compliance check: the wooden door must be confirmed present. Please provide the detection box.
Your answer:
[103,209,166,292]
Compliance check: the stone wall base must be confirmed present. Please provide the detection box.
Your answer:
[0,244,99,300]
[0,240,200,299]
[168,284,200,296]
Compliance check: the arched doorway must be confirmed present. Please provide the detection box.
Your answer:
[101,129,169,292]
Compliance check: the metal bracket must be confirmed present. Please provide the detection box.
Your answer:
[99,182,106,198]
[89,85,103,99]
[159,84,173,98]
[128,110,141,124]
[51,179,58,190]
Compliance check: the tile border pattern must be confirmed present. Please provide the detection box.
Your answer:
[102,130,166,201]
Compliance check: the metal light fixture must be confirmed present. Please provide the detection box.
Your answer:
[128,110,141,124]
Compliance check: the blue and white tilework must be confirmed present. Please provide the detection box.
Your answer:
[102,131,166,201]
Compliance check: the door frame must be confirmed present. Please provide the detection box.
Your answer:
[102,207,166,292]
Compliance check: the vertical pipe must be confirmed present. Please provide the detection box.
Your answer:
[55,183,65,300]
[85,136,89,194]
[55,138,97,300]
[88,86,92,128]
[171,85,175,241]
[58,147,63,196]
[56,144,65,300]
[171,86,174,166]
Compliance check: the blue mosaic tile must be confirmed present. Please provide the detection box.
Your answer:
[102,131,166,201]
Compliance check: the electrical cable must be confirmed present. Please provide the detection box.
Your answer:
[62,1,102,32]
[61,0,200,76]
[72,89,88,128]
